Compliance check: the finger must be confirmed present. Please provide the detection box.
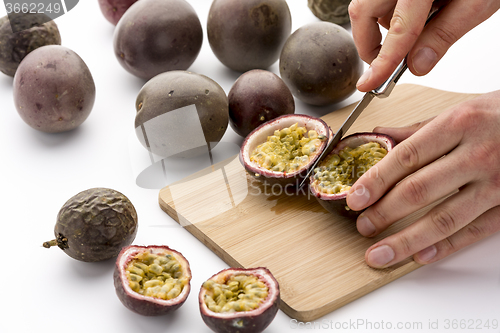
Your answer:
[365,182,496,268]
[356,145,475,237]
[349,0,398,64]
[373,117,435,144]
[414,205,500,264]
[408,0,500,76]
[356,0,434,92]
[346,111,462,212]
[378,8,394,30]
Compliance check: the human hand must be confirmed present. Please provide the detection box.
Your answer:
[348,0,500,92]
[346,90,500,268]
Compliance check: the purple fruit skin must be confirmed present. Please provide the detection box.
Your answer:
[13,45,95,133]
[98,0,139,25]
[229,69,295,138]
[279,21,363,106]
[113,0,203,80]
[207,0,292,72]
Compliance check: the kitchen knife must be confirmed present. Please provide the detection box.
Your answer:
[298,4,445,189]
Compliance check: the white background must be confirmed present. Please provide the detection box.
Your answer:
[1,1,499,333]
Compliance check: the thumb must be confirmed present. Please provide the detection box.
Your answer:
[374,117,434,144]
[408,0,500,76]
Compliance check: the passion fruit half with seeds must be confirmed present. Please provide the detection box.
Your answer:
[199,267,279,333]
[240,114,331,186]
[309,133,395,217]
[43,188,138,262]
[114,245,192,316]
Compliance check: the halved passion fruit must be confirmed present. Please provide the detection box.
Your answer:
[309,132,395,217]
[114,245,191,316]
[199,267,280,333]
[240,114,331,186]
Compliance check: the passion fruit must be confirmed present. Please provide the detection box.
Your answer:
[135,70,229,158]
[307,0,352,25]
[114,245,192,316]
[98,0,138,25]
[309,133,395,217]
[279,22,363,106]
[199,267,280,333]
[207,0,292,72]
[42,188,138,262]
[240,114,331,186]
[113,0,203,80]
[0,13,61,77]
[228,69,295,138]
[13,45,96,133]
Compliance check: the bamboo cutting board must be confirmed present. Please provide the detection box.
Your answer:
[158,84,478,321]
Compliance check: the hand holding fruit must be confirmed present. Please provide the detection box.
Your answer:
[347,90,500,268]
[349,0,500,92]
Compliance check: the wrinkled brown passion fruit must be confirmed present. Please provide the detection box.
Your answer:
[199,267,280,333]
[114,245,192,316]
[42,188,138,262]
[309,133,395,217]
[307,0,352,25]
[240,114,331,187]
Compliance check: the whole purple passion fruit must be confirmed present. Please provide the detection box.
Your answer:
[279,22,363,106]
[13,45,96,133]
[114,245,192,316]
[309,133,395,217]
[199,267,280,333]
[98,0,139,25]
[0,13,61,77]
[240,114,331,187]
[113,0,203,80]
[229,69,295,138]
[207,0,292,72]
[43,188,138,262]
[135,70,229,158]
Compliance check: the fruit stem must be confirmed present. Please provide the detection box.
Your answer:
[43,239,58,248]
[42,234,69,249]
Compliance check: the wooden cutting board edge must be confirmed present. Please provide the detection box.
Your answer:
[158,84,479,321]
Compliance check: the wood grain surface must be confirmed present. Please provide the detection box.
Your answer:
[158,84,478,321]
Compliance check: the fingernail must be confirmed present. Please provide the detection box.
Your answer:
[416,245,437,263]
[347,186,370,211]
[356,66,372,88]
[412,47,437,75]
[367,245,395,267]
[357,215,376,237]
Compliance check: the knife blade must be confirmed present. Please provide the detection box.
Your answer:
[298,91,375,189]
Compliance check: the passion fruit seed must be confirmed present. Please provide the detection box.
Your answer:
[203,274,269,313]
[312,142,387,194]
[126,250,189,301]
[250,123,326,173]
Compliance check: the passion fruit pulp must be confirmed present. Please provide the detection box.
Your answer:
[309,132,395,217]
[43,188,138,262]
[114,245,192,316]
[240,114,331,186]
[199,267,280,333]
